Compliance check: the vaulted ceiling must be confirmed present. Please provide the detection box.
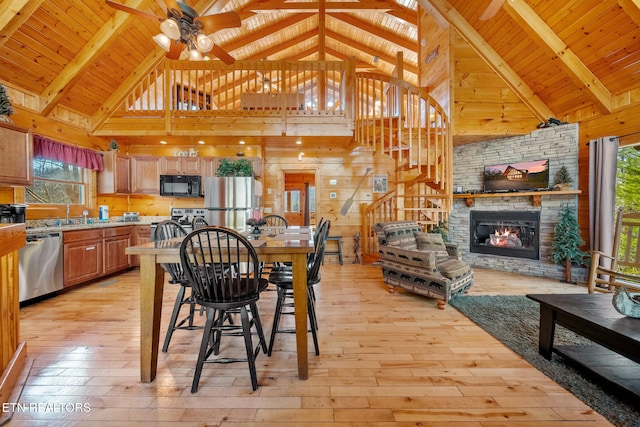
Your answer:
[1,0,639,147]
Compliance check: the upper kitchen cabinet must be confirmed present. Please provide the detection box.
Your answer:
[130,157,160,194]
[160,156,201,175]
[98,151,130,194]
[0,122,33,186]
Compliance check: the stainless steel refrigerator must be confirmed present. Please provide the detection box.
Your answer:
[204,177,257,230]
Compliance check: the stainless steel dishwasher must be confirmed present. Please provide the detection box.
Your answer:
[19,232,64,303]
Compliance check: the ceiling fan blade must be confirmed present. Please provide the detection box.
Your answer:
[105,0,162,21]
[210,44,235,64]
[479,0,505,21]
[163,0,183,17]
[195,11,242,32]
[166,41,184,60]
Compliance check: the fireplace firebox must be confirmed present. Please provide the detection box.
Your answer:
[470,211,540,260]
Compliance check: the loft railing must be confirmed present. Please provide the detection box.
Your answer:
[120,60,353,119]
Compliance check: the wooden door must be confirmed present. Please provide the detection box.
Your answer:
[284,172,315,226]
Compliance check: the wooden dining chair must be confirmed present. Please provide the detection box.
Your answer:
[588,208,640,293]
[180,226,269,392]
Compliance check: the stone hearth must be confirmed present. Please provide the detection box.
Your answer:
[450,124,587,281]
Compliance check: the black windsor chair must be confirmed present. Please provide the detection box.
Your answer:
[266,219,330,356]
[153,220,203,353]
[180,226,269,392]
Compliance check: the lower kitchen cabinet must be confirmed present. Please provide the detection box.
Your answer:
[63,229,104,287]
[104,226,131,274]
[63,226,133,287]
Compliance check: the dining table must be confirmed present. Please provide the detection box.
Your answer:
[125,225,314,383]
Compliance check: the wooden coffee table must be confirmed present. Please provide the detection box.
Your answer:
[527,293,640,398]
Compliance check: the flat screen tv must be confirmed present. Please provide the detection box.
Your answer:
[483,159,549,192]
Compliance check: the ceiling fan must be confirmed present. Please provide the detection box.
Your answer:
[479,0,505,21]
[105,0,241,64]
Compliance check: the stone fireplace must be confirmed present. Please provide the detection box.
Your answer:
[450,124,587,281]
[470,210,540,260]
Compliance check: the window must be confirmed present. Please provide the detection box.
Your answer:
[284,190,300,213]
[26,158,86,205]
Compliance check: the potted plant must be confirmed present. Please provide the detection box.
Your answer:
[216,158,254,177]
[553,165,573,190]
[0,83,13,122]
[550,205,589,283]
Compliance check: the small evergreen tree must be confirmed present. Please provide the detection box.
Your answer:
[0,84,13,117]
[550,205,589,283]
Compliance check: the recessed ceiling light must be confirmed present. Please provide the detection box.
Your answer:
[239,140,245,145]
[160,140,167,144]
[296,140,302,145]
[198,140,205,145]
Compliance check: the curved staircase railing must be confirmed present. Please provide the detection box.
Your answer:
[354,72,452,263]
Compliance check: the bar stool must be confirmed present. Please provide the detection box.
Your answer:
[324,235,343,265]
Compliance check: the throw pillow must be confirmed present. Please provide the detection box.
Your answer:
[381,221,421,250]
[415,231,449,258]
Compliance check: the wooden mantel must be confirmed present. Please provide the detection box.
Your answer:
[0,223,26,412]
[453,189,582,207]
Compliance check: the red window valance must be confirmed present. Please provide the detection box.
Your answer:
[33,135,104,171]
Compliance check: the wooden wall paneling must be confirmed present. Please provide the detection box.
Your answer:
[418,5,450,113]
[452,32,539,138]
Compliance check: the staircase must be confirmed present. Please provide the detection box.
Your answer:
[354,73,452,263]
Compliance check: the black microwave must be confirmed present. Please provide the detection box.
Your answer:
[159,175,202,198]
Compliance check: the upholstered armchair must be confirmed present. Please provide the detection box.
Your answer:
[374,221,474,309]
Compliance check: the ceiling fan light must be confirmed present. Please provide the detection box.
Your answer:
[152,33,171,52]
[160,18,181,40]
[196,34,213,53]
[189,49,203,61]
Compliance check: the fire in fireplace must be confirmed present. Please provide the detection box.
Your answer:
[470,211,540,260]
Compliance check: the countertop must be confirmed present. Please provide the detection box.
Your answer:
[26,218,168,235]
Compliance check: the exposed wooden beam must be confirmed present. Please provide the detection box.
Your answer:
[247,0,396,13]
[40,0,152,116]
[423,0,555,121]
[329,13,416,52]
[0,0,45,48]
[504,0,612,114]
[327,29,418,75]
[220,13,313,53]
[386,3,418,26]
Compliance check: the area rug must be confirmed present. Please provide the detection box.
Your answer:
[449,295,640,427]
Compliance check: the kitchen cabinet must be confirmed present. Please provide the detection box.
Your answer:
[130,224,151,267]
[200,157,218,182]
[160,156,201,175]
[0,121,33,186]
[63,229,104,287]
[131,156,160,194]
[103,226,131,274]
[98,151,130,194]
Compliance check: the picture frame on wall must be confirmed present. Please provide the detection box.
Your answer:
[373,174,387,193]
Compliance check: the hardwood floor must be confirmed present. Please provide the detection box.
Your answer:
[6,263,614,426]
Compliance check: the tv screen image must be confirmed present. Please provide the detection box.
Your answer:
[483,159,549,192]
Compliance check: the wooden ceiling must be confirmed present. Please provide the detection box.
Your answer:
[1,0,639,147]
